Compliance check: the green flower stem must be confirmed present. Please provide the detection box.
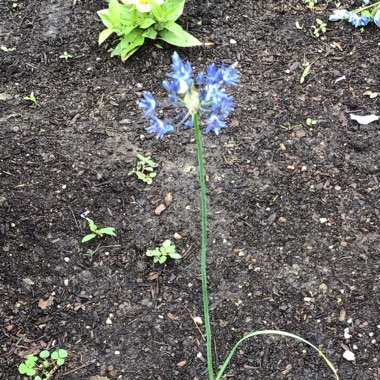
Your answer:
[353,0,380,13]
[193,112,215,380]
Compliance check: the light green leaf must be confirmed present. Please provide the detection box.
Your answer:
[108,0,121,26]
[51,351,58,360]
[26,368,36,376]
[56,358,65,366]
[120,30,145,61]
[18,363,28,374]
[143,27,157,39]
[146,249,161,257]
[97,10,115,29]
[162,0,185,22]
[96,227,116,236]
[58,349,68,358]
[35,376,42,380]
[169,252,182,260]
[159,22,202,47]
[99,28,114,45]
[150,0,164,21]
[39,350,50,359]
[86,218,97,232]
[139,17,155,29]
[158,255,167,264]
[110,41,122,57]
[81,233,97,243]
[162,240,172,248]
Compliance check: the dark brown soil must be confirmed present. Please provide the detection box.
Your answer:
[1,0,380,379]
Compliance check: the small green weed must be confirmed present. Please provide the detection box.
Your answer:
[1,45,16,52]
[306,117,317,126]
[304,0,317,10]
[18,349,68,380]
[82,218,116,243]
[128,154,158,184]
[300,56,311,84]
[311,18,327,38]
[279,123,302,132]
[24,92,37,104]
[146,239,181,264]
[59,52,73,61]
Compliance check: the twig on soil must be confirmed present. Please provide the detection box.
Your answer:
[59,359,96,376]
[186,307,205,341]
[68,206,79,229]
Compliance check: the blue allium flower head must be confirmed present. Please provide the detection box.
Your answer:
[374,10,380,27]
[139,92,156,117]
[349,13,371,27]
[138,52,239,139]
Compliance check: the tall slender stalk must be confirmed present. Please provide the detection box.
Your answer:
[193,113,214,380]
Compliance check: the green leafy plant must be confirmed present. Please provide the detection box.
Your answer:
[300,56,311,84]
[280,123,302,132]
[59,51,73,61]
[146,239,181,264]
[18,349,68,380]
[306,117,317,126]
[97,0,210,61]
[304,0,317,9]
[24,91,37,104]
[128,153,158,184]
[311,18,327,38]
[82,218,116,243]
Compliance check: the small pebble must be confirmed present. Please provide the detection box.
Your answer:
[64,257,70,262]
[193,317,203,325]
[343,350,355,361]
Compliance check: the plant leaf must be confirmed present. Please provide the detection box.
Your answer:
[56,358,65,366]
[18,363,28,374]
[39,350,50,359]
[214,330,339,380]
[146,249,160,257]
[58,349,68,358]
[150,0,164,21]
[162,0,185,22]
[97,10,115,29]
[26,367,36,376]
[120,30,145,61]
[159,22,203,47]
[99,28,115,45]
[158,255,167,264]
[86,218,97,232]
[81,233,97,243]
[143,27,158,39]
[139,17,155,29]
[96,227,116,236]
[51,351,58,360]
[169,252,182,260]
[108,0,121,26]
[162,239,172,248]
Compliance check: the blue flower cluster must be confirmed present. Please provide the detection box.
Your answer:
[329,1,380,28]
[139,52,238,139]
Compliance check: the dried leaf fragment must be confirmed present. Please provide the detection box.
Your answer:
[155,204,166,215]
[38,295,55,310]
